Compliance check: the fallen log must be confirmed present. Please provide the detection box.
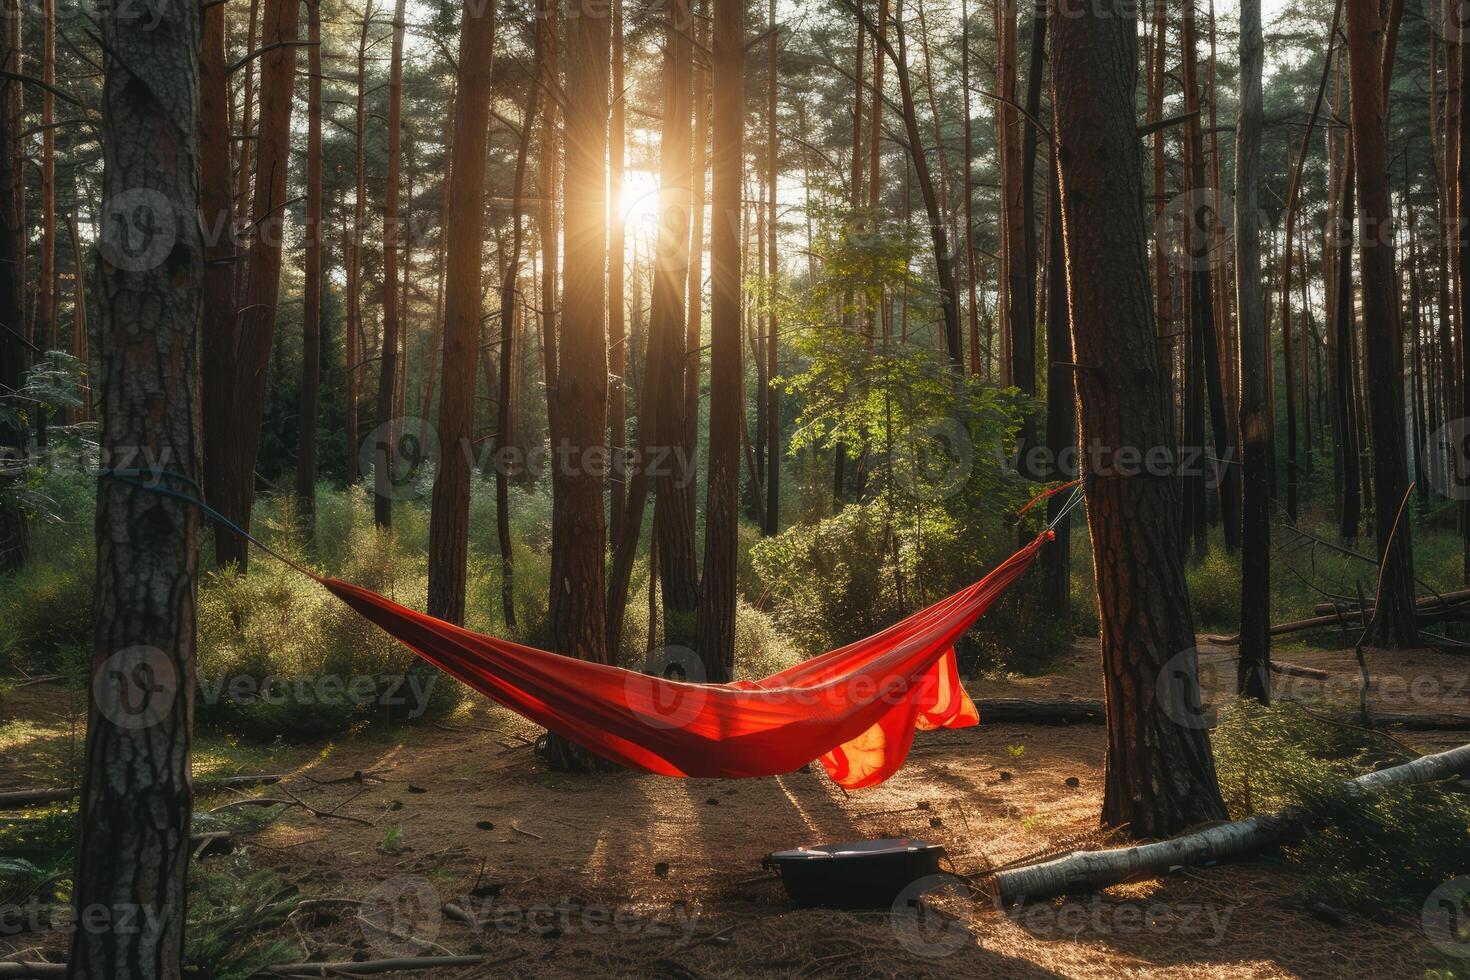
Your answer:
[0,964,65,979]
[993,741,1470,903]
[1205,599,1470,644]
[0,774,282,810]
[973,698,1105,725]
[268,955,489,976]
[1313,587,1470,618]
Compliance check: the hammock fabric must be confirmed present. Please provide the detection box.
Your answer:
[318,530,1054,790]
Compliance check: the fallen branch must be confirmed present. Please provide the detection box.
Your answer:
[267,954,488,976]
[0,774,282,810]
[993,741,1470,903]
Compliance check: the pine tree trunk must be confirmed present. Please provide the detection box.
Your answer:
[1236,0,1270,701]
[609,0,627,544]
[297,0,323,528]
[345,1,373,485]
[1049,0,1227,837]
[207,0,300,571]
[546,0,612,768]
[682,4,708,533]
[763,0,780,536]
[491,27,540,631]
[0,0,25,574]
[1040,146,1073,613]
[651,0,699,644]
[67,211,90,422]
[39,0,56,372]
[961,0,981,377]
[1180,0,1239,554]
[200,0,237,551]
[696,0,745,684]
[425,0,496,625]
[373,0,408,529]
[854,0,961,367]
[1344,0,1419,648]
[1278,0,1342,524]
[69,1,204,972]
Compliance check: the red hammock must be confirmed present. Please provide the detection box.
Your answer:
[318,530,1054,790]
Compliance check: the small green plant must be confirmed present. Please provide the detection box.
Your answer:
[1006,744,1027,760]
[378,825,405,855]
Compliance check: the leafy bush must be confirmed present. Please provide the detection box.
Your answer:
[1212,699,1470,911]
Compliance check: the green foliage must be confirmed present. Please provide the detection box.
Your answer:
[1213,700,1470,911]
[185,859,300,980]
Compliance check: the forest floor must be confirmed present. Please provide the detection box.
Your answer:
[3,640,1469,978]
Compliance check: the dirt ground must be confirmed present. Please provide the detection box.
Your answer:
[3,640,1468,978]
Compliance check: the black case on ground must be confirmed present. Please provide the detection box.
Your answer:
[762,838,947,909]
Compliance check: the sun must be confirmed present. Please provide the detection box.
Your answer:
[617,169,662,228]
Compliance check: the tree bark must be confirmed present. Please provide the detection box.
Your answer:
[546,0,612,768]
[1235,0,1270,702]
[1040,147,1073,613]
[696,0,745,683]
[1180,0,1239,555]
[206,0,300,571]
[345,1,374,485]
[961,0,981,377]
[1345,0,1419,649]
[39,0,55,367]
[67,211,90,422]
[1278,0,1343,524]
[69,0,204,972]
[490,26,540,632]
[652,0,700,645]
[609,0,627,543]
[1049,0,1227,837]
[763,0,780,536]
[682,4,708,532]
[372,0,408,529]
[0,0,25,575]
[426,0,497,625]
[297,0,323,528]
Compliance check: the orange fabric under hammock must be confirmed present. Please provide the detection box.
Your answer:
[317,530,1053,790]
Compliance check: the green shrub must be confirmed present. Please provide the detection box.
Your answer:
[1212,699,1470,911]
[185,860,300,980]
